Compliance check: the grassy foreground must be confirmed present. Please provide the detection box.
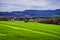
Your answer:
[0,21,60,40]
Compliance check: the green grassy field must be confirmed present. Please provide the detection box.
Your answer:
[0,21,60,40]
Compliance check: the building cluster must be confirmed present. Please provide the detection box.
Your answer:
[0,16,60,25]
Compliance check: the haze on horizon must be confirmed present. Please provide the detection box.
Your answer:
[0,0,60,12]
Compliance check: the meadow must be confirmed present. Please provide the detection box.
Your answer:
[0,21,60,40]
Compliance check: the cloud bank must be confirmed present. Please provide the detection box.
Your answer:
[0,0,60,11]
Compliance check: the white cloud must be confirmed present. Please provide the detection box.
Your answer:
[0,0,60,11]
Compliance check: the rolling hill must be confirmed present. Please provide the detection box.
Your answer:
[0,21,60,40]
[0,9,60,17]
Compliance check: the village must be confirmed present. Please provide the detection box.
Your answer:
[0,15,60,25]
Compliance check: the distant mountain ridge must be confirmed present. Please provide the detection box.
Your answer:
[0,9,60,17]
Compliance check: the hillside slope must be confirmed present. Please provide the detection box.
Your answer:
[0,21,60,40]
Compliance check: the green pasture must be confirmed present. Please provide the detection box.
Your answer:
[0,21,60,40]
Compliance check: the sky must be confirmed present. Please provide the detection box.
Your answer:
[0,0,60,12]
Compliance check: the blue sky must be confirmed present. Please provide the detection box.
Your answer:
[0,0,60,12]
